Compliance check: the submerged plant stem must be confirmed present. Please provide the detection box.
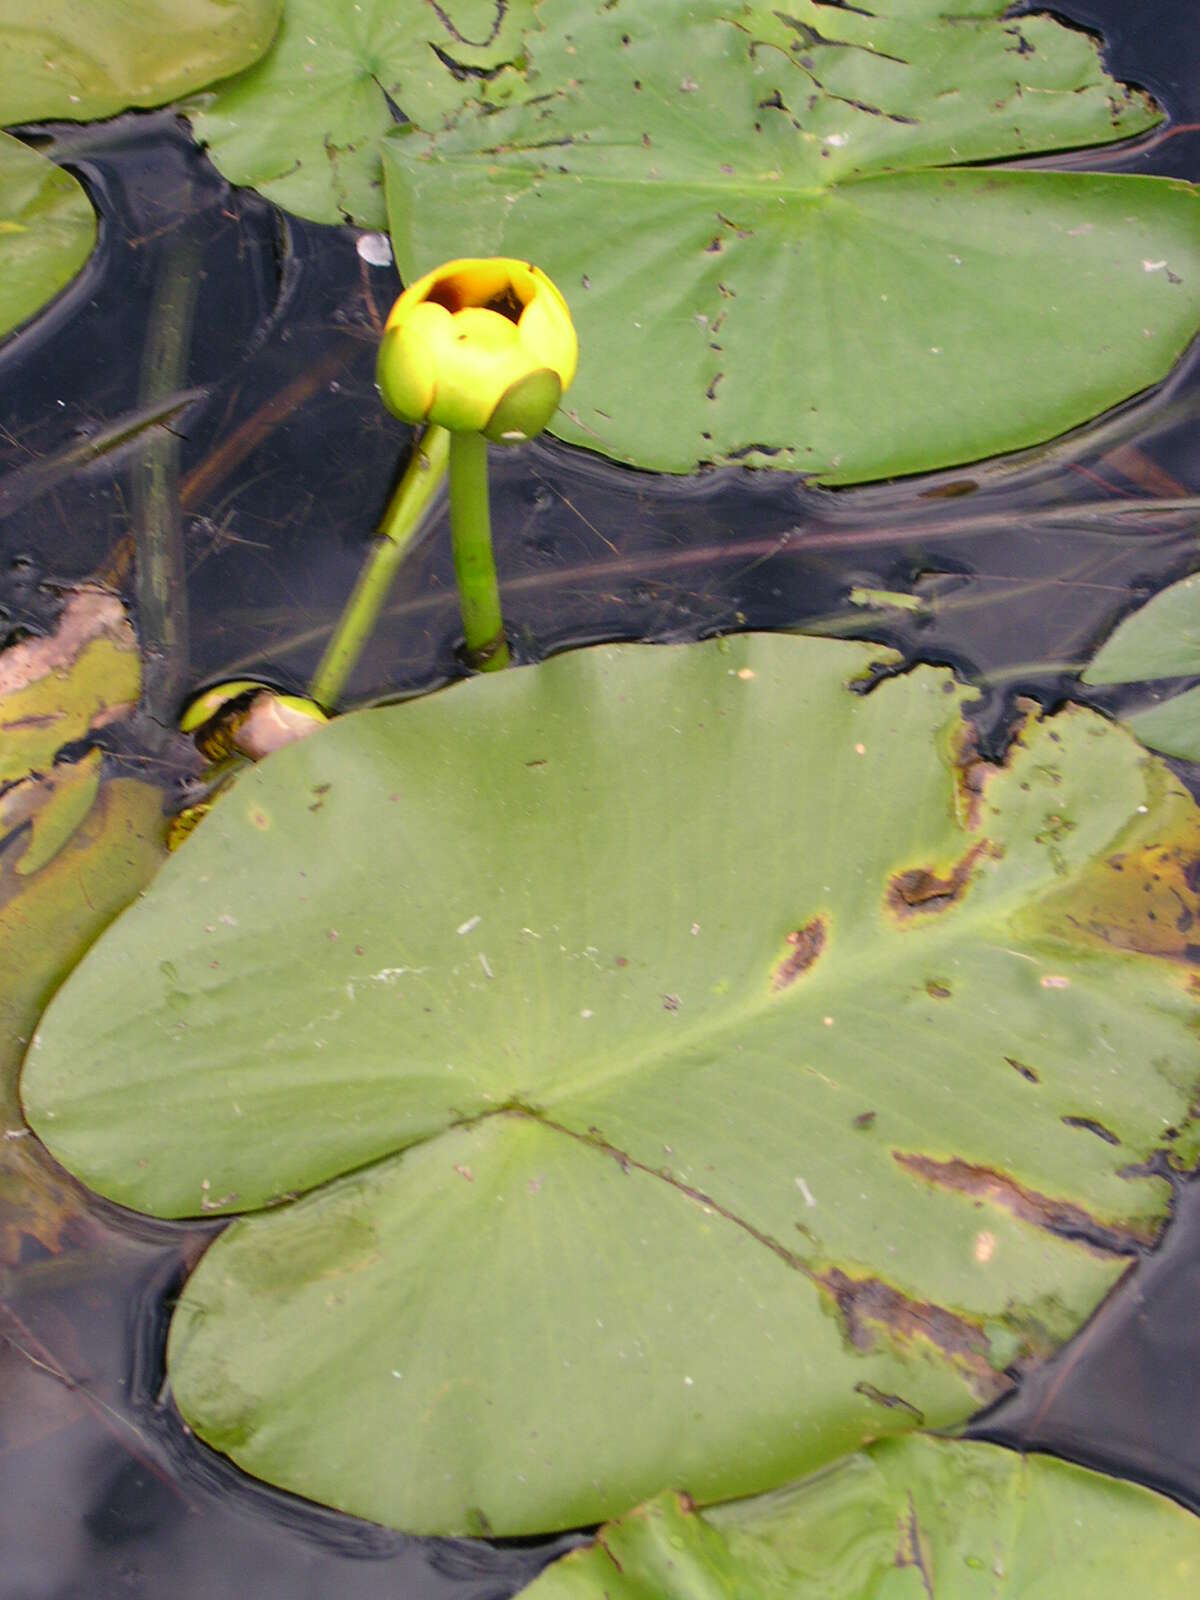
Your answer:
[134,236,200,723]
[309,426,450,710]
[450,431,510,671]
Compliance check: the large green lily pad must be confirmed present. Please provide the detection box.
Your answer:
[189,0,535,228]
[0,0,282,127]
[20,635,1200,1534]
[518,1435,1200,1598]
[384,0,1200,482]
[0,132,96,341]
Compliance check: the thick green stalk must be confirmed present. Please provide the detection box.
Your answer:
[449,431,510,671]
[309,426,450,709]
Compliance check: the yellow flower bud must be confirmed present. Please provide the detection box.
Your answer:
[180,682,327,762]
[376,258,578,444]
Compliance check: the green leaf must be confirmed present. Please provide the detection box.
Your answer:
[21,635,1200,1534]
[1119,687,1200,764]
[189,0,536,228]
[0,0,283,126]
[1083,573,1200,685]
[0,133,96,342]
[383,0,1200,482]
[1,747,104,877]
[1,776,166,1271]
[516,1436,1200,1598]
[1079,572,1200,761]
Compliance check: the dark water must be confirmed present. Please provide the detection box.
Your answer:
[2,2,1200,1594]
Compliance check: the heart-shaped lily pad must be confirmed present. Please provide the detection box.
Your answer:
[383,0,1200,481]
[0,0,282,127]
[189,0,535,228]
[0,133,96,341]
[21,635,1200,1534]
[517,1435,1200,1598]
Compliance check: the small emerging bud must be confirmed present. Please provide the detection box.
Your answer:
[181,681,327,762]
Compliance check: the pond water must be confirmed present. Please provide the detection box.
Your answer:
[2,1,1200,1594]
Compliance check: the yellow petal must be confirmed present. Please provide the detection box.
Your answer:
[505,261,540,308]
[376,300,449,422]
[179,681,265,732]
[385,264,442,331]
[449,306,522,351]
[428,313,528,433]
[518,282,578,388]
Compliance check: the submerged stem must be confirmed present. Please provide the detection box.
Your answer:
[134,235,200,723]
[449,431,510,672]
[308,425,450,710]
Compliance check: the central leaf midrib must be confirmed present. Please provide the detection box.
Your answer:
[530,883,1043,1120]
[432,151,1082,205]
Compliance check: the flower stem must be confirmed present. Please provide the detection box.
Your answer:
[308,425,450,710]
[449,431,510,671]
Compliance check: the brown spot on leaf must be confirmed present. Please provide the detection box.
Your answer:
[887,842,990,919]
[896,1492,936,1600]
[952,722,999,831]
[816,1266,1009,1402]
[1005,1056,1040,1084]
[894,1152,1152,1254]
[771,916,827,991]
[594,1533,624,1574]
[925,979,951,999]
[854,1382,925,1422]
[1062,1115,1121,1147]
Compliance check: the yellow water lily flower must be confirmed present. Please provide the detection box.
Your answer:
[376,257,578,443]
